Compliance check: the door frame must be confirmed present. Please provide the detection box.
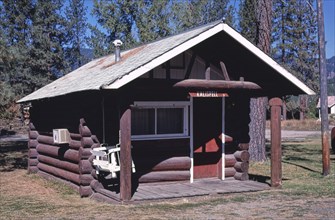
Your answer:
[189,92,227,183]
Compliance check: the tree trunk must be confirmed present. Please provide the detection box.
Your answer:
[282,100,287,120]
[249,97,267,161]
[299,95,307,120]
[255,0,273,53]
[249,0,272,162]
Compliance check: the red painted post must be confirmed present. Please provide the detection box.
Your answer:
[120,108,132,201]
[269,98,282,188]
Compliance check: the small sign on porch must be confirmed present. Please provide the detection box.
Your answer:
[189,91,228,98]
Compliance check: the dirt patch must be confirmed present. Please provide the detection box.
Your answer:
[266,129,321,142]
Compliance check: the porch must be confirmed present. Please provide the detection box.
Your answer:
[91,178,270,203]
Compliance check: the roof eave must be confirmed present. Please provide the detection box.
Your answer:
[103,23,315,95]
[102,23,225,90]
[221,24,316,96]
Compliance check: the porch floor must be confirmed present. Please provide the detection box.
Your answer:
[95,178,270,203]
[131,178,270,201]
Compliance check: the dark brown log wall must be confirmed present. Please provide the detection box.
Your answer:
[29,91,103,138]
[26,81,253,203]
[27,119,98,198]
[132,139,191,183]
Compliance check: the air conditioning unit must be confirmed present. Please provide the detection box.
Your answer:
[53,129,70,144]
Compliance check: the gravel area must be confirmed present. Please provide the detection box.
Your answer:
[266,129,321,141]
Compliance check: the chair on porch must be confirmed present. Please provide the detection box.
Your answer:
[91,143,136,178]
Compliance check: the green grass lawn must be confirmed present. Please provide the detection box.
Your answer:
[0,136,334,219]
[249,138,335,197]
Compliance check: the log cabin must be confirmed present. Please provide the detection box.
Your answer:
[18,20,315,202]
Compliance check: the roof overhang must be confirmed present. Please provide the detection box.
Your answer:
[17,21,315,103]
[103,23,315,96]
[102,24,224,90]
[222,24,315,95]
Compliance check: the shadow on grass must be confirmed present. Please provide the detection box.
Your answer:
[0,141,28,153]
[282,160,320,174]
[249,174,270,185]
[249,174,290,186]
[282,144,322,154]
[283,156,313,163]
[0,155,28,172]
[0,140,28,172]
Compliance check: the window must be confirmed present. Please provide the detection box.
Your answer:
[131,102,189,140]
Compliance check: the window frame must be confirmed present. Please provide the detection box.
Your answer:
[131,101,190,140]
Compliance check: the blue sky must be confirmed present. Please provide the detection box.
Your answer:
[85,0,334,58]
[324,0,334,58]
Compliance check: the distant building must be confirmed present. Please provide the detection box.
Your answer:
[317,96,335,118]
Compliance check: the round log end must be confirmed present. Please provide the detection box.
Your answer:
[234,150,250,162]
[234,172,249,181]
[237,143,249,150]
[28,166,39,174]
[79,125,92,137]
[79,185,93,197]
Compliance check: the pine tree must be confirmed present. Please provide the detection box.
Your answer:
[1,0,89,118]
[0,0,35,118]
[65,0,88,70]
[293,0,319,92]
[29,0,67,80]
[273,0,318,91]
[88,24,110,58]
[88,0,235,56]
[238,0,258,43]
[170,0,205,31]
[0,24,16,118]
[272,0,319,118]
[239,0,272,161]
[134,0,173,43]
[89,0,137,56]
[172,0,234,32]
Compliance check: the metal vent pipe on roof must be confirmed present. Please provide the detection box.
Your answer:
[113,39,123,62]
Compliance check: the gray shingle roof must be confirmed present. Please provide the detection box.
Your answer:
[18,21,219,103]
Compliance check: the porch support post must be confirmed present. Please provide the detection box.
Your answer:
[221,97,225,180]
[120,108,132,201]
[269,97,282,188]
[190,97,194,183]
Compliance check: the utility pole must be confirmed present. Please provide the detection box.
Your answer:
[317,0,330,176]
